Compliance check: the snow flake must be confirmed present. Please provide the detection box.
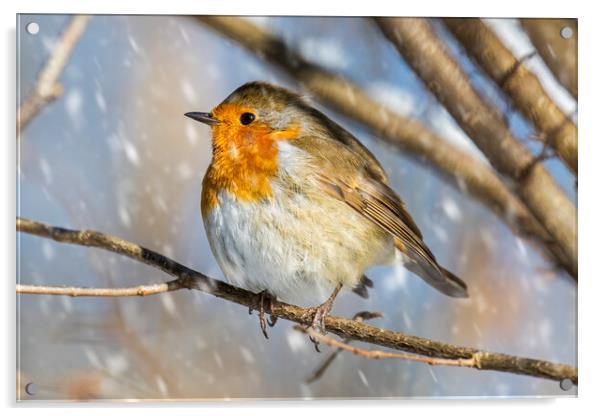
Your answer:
[118,205,131,227]
[42,240,54,261]
[299,37,350,70]
[185,123,199,145]
[95,90,107,113]
[441,196,462,222]
[357,369,369,387]
[160,293,177,317]
[286,330,307,353]
[106,354,128,376]
[39,157,53,184]
[127,34,141,55]
[368,82,417,117]
[155,375,168,397]
[180,79,197,103]
[239,347,255,365]
[122,139,140,166]
[65,89,83,126]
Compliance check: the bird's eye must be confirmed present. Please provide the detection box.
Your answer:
[240,112,256,125]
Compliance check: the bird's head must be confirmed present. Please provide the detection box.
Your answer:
[185,81,310,158]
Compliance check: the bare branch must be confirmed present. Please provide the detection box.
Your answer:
[18,15,90,133]
[375,17,577,278]
[306,311,384,383]
[195,16,575,280]
[298,326,478,368]
[521,19,577,99]
[443,18,577,174]
[17,216,577,384]
[17,282,172,297]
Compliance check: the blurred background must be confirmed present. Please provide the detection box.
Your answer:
[17,15,577,400]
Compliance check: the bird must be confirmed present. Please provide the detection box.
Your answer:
[185,81,468,340]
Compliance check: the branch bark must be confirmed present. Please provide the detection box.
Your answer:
[18,15,90,133]
[17,216,577,384]
[299,326,482,368]
[520,19,577,99]
[375,17,577,278]
[443,18,577,174]
[17,282,173,297]
[306,311,383,383]
[195,16,575,280]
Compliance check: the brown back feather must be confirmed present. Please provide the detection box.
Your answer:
[292,119,468,298]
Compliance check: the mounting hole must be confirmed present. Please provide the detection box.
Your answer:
[26,22,39,35]
[560,26,573,39]
[24,382,37,396]
[559,378,574,391]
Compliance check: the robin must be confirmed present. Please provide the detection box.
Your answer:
[185,81,468,340]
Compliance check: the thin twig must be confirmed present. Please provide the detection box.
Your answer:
[18,15,90,133]
[306,311,384,383]
[375,17,577,279]
[16,216,577,384]
[17,282,172,297]
[195,16,575,280]
[297,326,478,368]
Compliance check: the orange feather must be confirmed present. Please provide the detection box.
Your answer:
[201,103,300,217]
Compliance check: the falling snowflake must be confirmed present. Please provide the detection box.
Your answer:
[441,196,462,222]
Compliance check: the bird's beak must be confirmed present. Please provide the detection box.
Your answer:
[184,112,219,126]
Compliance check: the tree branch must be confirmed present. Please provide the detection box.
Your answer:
[17,216,577,384]
[520,19,577,100]
[195,16,575,280]
[443,18,577,174]
[17,282,173,297]
[298,326,479,368]
[306,311,384,383]
[18,15,90,133]
[375,17,577,278]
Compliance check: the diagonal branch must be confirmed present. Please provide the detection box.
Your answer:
[375,17,577,278]
[194,16,575,280]
[17,216,577,384]
[18,15,91,133]
[298,326,479,368]
[442,18,577,174]
[306,311,384,383]
[520,19,577,100]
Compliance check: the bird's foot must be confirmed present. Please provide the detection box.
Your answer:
[302,283,343,352]
[249,290,277,339]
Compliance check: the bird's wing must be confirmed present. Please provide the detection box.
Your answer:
[312,155,468,298]
[316,172,467,298]
[291,110,467,297]
[298,107,426,238]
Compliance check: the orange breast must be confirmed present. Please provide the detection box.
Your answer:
[201,143,277,218]
[201,104,299,218]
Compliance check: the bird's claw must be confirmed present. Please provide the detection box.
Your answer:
[251,290,277,339]
[310,305,330,352]
[302,296,338,352]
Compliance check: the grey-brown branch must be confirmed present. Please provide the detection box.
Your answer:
[18,15,90,133]
[375,17,577,279]
[17,217,577,384]
[442,18,577,174]
[520,19,577,100]
[195,16,575,280]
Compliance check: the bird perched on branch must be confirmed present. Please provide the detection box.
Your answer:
[186,81,468,341]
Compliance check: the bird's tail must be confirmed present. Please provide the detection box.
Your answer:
[395,239,469,298]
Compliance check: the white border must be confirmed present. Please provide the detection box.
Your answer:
[3,0,599,414]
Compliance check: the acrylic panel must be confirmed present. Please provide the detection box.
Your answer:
[16,15,577,401]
